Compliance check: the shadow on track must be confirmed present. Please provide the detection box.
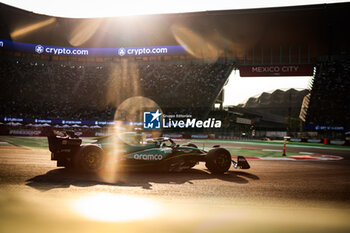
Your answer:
[26,168,259,192]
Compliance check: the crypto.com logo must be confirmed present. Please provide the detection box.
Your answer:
[143,110,161,129]
[118,48,126,56]
[35,45,44,54]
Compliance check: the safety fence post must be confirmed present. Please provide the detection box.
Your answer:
[282,139,287,156]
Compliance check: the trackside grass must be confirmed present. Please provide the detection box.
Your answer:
[188,139,350,151]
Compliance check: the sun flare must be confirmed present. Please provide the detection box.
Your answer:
[72,193,161,222]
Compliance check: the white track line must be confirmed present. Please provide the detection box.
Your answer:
[0,141,11,145]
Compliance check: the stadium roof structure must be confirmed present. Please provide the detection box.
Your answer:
[0,2,350,64]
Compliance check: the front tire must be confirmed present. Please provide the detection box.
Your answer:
[74,145,105,173]
[205,148,231,174]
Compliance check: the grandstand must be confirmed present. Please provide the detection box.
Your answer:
[0,56,232,120]
[304,56,350,138]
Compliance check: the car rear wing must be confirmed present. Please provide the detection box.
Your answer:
[47,131,82,153]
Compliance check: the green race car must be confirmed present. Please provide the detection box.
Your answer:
[48,131,250,174]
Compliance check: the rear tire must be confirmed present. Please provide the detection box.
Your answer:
[74,145,105,173]
[205,148,231,174]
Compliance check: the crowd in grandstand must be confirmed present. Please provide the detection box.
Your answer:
[0,56,232,121]
[306,58,350,130]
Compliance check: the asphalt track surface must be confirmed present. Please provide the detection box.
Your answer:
[0,140,350,233]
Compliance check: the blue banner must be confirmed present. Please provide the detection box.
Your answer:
[305,124,345,131]
[0,116,142,126]
[0,39,187,57]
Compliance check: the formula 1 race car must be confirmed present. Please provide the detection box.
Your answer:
[47,131,250,174]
